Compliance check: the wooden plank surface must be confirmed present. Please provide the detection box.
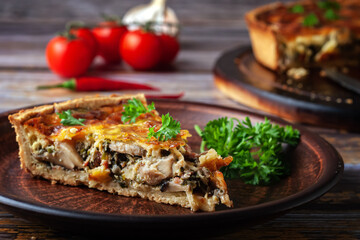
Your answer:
[0,0,359,239]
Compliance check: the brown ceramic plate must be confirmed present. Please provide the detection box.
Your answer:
[214,46,360,131]
[0,100,343,237]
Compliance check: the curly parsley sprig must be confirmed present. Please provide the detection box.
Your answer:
[290,0,341,27]
[56,110,85,126]
[121,98,181,141]
[148,113,181,141]
[195,117,300,185]
[121,98,155,123]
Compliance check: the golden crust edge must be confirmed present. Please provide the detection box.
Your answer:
[245,2,282,71]
[8,93,146,124]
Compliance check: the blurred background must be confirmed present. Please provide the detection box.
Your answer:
[0,0,298,111]
[0,0,254,69]
[1,1,360,239]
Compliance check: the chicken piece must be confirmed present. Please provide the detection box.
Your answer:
[137,154,175,185]
[109,141,145,156]
[199,149,233,171]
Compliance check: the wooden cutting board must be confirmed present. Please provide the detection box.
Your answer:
[213,46,360,132]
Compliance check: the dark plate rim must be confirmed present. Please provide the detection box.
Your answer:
[0,99,344,224]
[213,45,360,124]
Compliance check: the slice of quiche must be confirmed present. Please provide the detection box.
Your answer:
[8,94,233,211]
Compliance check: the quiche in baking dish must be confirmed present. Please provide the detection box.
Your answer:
[245,0,360,71]
[8,94,233,211]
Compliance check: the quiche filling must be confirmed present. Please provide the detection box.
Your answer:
[14,95,233,211]
[278,29,360,69]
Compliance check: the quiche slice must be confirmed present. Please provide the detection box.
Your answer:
[8,94,233,211]
[245,0,360,71]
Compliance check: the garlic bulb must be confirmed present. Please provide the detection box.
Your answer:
[122,0,179,36]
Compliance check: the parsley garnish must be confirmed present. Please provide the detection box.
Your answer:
[122,98,180,141]
[121,98,155,123]
[56,110,85,126]
[148,113,181,141]
[291,0,341,27]
[318,1,341,20]
[195,117,300,185]
[317,0,340,11]
[290,4,305,13]
[324,8,339,20]
[302,13,319,27]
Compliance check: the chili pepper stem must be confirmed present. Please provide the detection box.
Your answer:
[37,78,76,90]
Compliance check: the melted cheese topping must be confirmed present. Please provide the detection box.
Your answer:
[257,0,360,39]
[24,103,191,150]
[51,122,191,149]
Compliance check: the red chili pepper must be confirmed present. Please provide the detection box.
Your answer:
[145,92,184,99]
[37,76,159,91]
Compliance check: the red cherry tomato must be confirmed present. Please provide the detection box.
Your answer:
[159,34,180,65]
[92,21,127,64]
[120,29,162,70]
[45,35,93,78]
[69,27,98,59]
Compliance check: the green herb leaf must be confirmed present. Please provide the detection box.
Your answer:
[290,4,305,13]
[195,117,300,185]
[324,8,339,20]
[194,117,240,156]
[302,13,319,27]
[317,0,340,10]
[121,98,155,123]
[57,110,85,126]
[148,113,181,141]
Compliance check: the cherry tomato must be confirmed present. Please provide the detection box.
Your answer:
[69,27,98,59]
[92,21,127,64]
[45,35,93,78]
[120,29,162,70]
[158,34,180,65]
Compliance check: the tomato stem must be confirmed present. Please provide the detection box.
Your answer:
[100,13,122,25]
[65,21,87,31]
[57,29,77,41]
[142,21,155,33]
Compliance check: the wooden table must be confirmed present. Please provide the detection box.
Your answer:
[1,0,359,239]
